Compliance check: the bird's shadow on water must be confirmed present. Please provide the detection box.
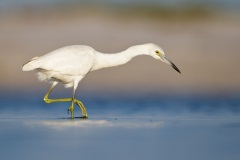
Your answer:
[57,116,88,120]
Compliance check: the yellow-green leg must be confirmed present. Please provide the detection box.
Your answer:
[43,81,88,118]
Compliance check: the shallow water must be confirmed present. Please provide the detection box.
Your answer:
[0,94,240,160]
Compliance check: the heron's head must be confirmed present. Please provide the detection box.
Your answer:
[146,43,181,74]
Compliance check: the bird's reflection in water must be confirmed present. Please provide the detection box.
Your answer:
[35,118,164,130]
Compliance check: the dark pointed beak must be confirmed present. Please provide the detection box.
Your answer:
[162,57,181,74]
[169,60,181,74]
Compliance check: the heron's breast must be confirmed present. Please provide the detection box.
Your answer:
[37,69,82,84]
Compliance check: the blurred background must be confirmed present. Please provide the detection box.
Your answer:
[0,0,240,98]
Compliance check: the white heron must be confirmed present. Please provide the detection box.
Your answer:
[22,43,181,118]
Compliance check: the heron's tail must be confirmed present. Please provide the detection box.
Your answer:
[22,57,40,71]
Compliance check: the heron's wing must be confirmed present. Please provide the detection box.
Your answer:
[35,45,95,76]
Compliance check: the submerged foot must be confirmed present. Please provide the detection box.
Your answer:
[68,101,74,118]
[66,99,87,118]
[75,99,88,118]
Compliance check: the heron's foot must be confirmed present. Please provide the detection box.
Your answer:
[66,99,87,118]
[74,99,88,118]
[68,101,74,118]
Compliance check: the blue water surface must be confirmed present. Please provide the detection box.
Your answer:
[0,92,240,160]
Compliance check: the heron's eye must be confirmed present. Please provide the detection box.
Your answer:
[155,50,161,56]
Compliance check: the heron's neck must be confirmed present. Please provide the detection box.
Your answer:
[91,46,143,71]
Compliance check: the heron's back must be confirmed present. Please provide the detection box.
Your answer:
[22,45,95,87]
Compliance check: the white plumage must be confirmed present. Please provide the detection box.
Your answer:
[22,43,180,118]
[23,45,95,88]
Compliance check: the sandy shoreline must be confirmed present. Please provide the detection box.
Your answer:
[0,7,240,96]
